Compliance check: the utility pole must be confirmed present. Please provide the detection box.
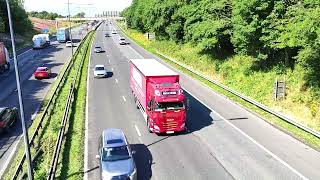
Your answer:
[5,0,33,179]
[68,0,74,55]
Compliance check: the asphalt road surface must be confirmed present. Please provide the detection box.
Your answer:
[0,25,87,177]
[85,22,320,180]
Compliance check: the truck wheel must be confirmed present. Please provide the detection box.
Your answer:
[134,96,139,109]
[147,119,152,133]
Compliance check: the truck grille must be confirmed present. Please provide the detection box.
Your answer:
[162,120,178,130]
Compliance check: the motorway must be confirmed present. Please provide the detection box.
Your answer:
[0,25,86,177]
[85,22,320,180]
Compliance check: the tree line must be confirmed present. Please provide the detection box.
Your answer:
[122,0,320,94]
[0,0,33,34]
[28,11,64,20]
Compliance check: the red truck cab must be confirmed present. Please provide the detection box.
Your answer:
[130,59,187,134]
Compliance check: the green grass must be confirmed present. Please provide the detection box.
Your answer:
[116,22,320,149]
[57,32,94,180]
[2,31,95,180]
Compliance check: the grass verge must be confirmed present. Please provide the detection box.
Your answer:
[116,22,320,150]
[2,31,95,180]
[56,31,94,180]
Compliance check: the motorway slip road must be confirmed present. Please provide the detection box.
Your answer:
[85,22,320,180]
[0,25,86,177]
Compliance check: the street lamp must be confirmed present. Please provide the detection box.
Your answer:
[5,0,33,180]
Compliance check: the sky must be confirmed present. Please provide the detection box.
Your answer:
[24,0,132,17]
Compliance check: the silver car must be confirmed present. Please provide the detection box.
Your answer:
[94,65,107,78]
[96,129,137,180]
[94,46,103,53]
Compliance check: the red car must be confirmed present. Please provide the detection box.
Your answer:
[34,67,51,79]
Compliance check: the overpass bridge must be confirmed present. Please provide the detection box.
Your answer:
[55,17,125,21]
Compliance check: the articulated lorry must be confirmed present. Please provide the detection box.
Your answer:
[0,42,10,74]
[56,28,70,43]
[130,59,187,134]
[32,34,47,49]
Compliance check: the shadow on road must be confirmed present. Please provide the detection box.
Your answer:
[131,144,153,180]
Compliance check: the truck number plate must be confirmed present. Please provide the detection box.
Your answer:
[166,131,174,134]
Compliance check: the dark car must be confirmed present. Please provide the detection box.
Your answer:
[0,107,18,133]
[105,33,110,37]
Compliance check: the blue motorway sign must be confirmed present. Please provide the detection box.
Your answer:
[42,28,49,33]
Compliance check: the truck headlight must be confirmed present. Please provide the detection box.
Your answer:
[155,90,161,96]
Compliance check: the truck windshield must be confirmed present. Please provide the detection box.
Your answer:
[155,102,184,110]
[102,146,130,162]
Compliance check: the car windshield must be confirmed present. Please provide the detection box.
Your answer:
[36,68,46,72]
[95,67,104,71]
[95,47,101,49]
[102,146,130,161]
[120,38,125,41]
[0,109,10,121]
[155,102,184,110]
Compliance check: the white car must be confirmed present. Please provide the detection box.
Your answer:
[66,41,73,47]
[94,46,103,53]
[119,37,126,45]
[94,65,107,78]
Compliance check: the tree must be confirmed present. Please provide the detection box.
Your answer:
[74,12,85,18]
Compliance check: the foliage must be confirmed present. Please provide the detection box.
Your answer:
[0,0,33,34]
[28,11,64,20]
[74,12,85,18]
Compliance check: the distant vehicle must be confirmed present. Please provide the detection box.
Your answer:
[0,107,18,133]
[38,33,50,45]
[96,128,137,180]
[104,33,110,37]
[34,66,51,79]
[94,46,103,53]
[65,41,73,47]
[56,28,70,43]
[0,42,10,74]
[119,37,126,45]
[94,65,107,78]
[112,30,117,34]
[130,59,187,134]
[32,34,47,49]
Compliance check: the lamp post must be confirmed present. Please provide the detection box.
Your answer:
[67,0,74,55]
[5,0,33,179]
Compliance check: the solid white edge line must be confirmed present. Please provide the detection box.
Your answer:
[122,96,126,102]
[182,88,309,180]
[0,136,22,178]
[84,37,92,180]
[118,26,309,179]
[134,125,142,137]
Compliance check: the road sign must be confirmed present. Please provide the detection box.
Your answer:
[42,28,49,34]
[146,32,155,40]
[274,80,286,100]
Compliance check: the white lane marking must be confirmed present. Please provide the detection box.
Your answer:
[0,136,23,178]
[84,38,93,180]
[115,79,118,83]
[111,68,114,71]
[31,105,41,121]
[122,96,126,102]
[183,89,309,180]
[135,125,142,137]
[138,137,143,143]
[108,59,111,63]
